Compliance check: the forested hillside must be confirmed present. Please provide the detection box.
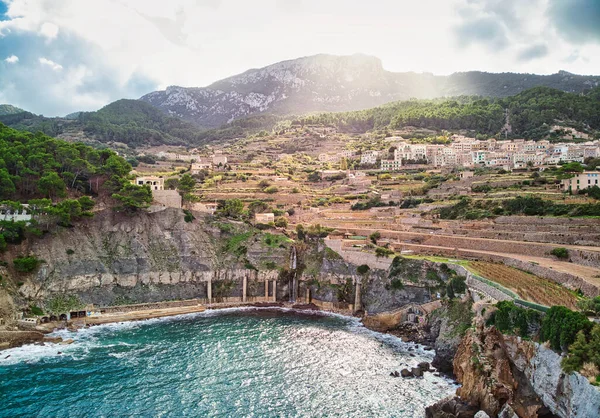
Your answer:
[0,123,135,201]
[0,123,154,249]
[0,105,25,116]
[0,100,209,147]
[296,86,600,140]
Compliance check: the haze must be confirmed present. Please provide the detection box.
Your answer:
[1,0,599,116]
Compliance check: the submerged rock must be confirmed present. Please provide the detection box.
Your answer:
[412,367,423,377]
[418,361,431,372]
[401,368,413,378]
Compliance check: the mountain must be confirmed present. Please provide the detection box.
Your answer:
[0,100,209,147]
[298,86,600,140]
[0,104,26,116]
[140,54,600,128]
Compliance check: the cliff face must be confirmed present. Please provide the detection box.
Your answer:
[5,208,288,310]
[452,322,600,418]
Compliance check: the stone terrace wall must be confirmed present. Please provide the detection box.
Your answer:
[386,242,600,297]
[337,228,600,269]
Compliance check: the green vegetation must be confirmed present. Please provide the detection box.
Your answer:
[0,123,132,201]
[356,264,370,275]
[439,196,600,219]
[578,296,600,316]
[540,305,592,351]
[446,299,474,337]
[0,100,209,147]
[0,104,25,116]
[296,86,600,140]
[111,184,153,212]
[45,294,84,315]
[216,199,244,219]
[183,209,195,223]
[369,231,381,245]
[487,301,542,338]
[550,247,569,259]
[375,246,394,258]
[13,255,40,273]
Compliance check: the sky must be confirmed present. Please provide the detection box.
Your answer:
[0,0,599,116]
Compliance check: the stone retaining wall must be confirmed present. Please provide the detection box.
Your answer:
[385,242,599,297]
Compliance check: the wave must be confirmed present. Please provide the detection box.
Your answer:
[0,306,432,366]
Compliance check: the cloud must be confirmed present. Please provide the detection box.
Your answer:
[4,54,18,63]
[0,30,159,116]
[547,0,600,44]
[455,17,508,50]
[39,22,59,40]
[517,44,548,62]
[0,0,599,117]
[39,57,63,70]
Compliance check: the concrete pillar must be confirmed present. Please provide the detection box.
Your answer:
[265,280,269,300]
[272,280,277,302]
[207,278,212,304]
[354,279,362,313]
[242,276,247,302]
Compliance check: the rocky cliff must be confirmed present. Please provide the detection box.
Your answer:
[449,320,600,418]
[2,208,290,315]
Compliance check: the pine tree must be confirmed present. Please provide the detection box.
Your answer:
[561,330,589,373]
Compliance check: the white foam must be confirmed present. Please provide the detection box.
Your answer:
[0,306,433,366]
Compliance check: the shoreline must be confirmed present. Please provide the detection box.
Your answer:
[1,300,436,354]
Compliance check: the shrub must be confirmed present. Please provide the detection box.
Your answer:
[183,210,195,223]
[369,231,381,245]
[357,264,370,275]
[264,186,279,194]
[375,246,394,258]
[13,256,40,273]
[274,217,288,228]
[487,301,542,338]
[540,305,592,351]
[66,248,75,255]
[551,247,569,259]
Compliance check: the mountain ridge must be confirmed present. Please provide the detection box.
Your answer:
[140,54,600,128]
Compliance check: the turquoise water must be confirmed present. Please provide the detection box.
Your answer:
[0,308,455,417]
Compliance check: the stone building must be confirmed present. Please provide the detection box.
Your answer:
[562,171,600,193]
[255,213,275,223]
[135,176,164,191]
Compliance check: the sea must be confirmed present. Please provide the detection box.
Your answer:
[0,308,456,417]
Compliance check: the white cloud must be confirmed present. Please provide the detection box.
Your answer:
[39,22,59,40]
[39,57,63,71]
[0,0,599,116]
[5,55,19,63]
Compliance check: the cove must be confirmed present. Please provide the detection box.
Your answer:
[0,309,456,417]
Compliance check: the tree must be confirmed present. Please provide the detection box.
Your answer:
[578,296,600,316]
[307,171,322,182]
[178,174,196,194]
[248,200,270,215]
[165,178,180,190]
[340,157,348,170]
[111,184,152,212]
[369,231,381,245]
[217,199,244,219]
[561,330,589,373]
[37,172,66,200]
[357,264,370,275]
[0,169,16,199]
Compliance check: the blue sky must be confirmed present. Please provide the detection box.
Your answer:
[1,0,599,117]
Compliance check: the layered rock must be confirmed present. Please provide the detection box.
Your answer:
[451,322,600,417]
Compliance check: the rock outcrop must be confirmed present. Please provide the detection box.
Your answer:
[450,321,600,417]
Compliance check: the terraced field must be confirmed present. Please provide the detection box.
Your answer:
[469,261,579,309]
